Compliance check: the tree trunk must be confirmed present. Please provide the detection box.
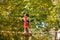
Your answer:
[55,31,57,40]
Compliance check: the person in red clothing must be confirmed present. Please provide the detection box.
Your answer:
[22,13,29,33]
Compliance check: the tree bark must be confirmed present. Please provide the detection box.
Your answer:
[55,31,57,40]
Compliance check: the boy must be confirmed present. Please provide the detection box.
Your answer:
[22,13,29,33]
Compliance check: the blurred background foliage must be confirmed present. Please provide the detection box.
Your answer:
[0,0,60,40]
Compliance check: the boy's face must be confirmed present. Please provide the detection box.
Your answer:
[24,14,27,17]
